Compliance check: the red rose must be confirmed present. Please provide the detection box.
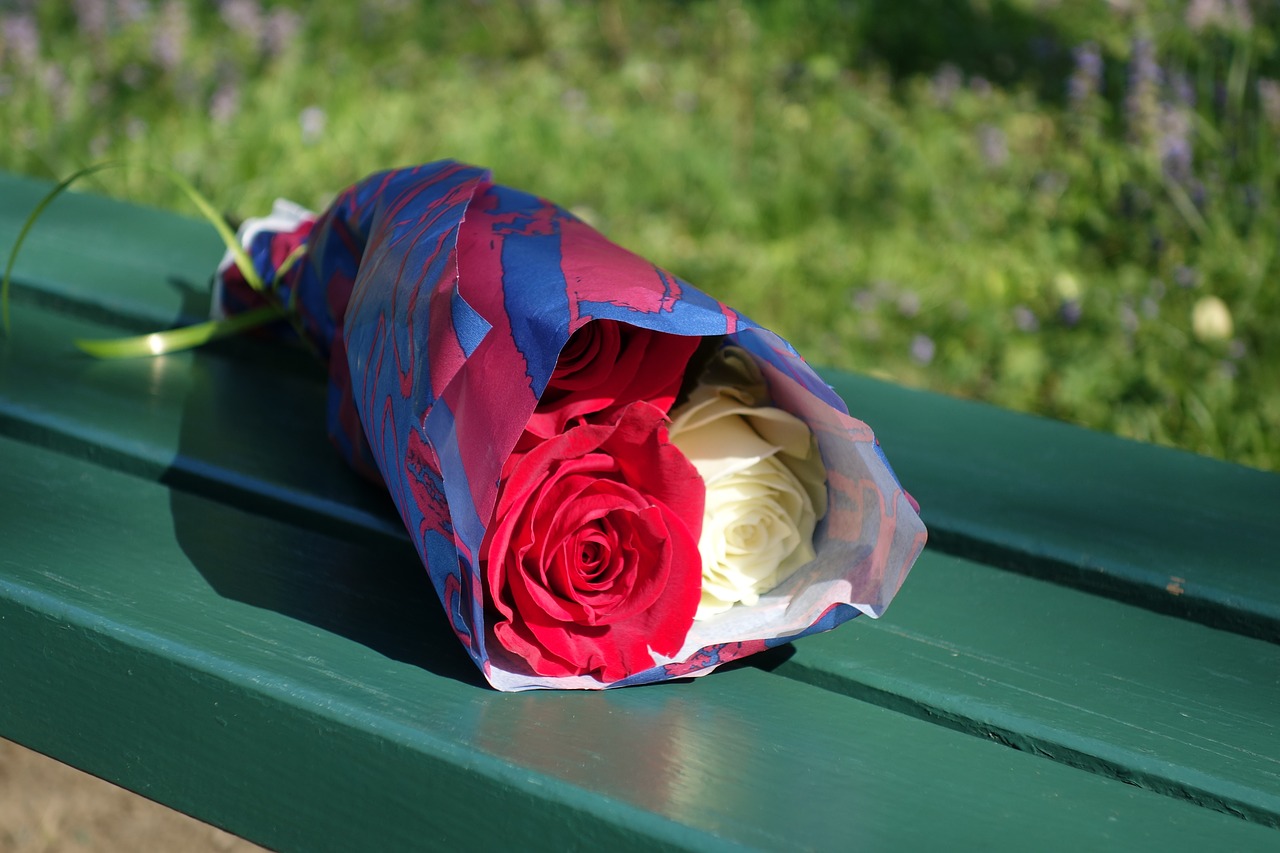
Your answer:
[483,401,705,681]
[525,320,701,438]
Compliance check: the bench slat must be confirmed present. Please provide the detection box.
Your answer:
[4,298,1279,829]
[0,173,220,329]
[780,553,1280,826]
[4,435,1277,851]
[822,370,1280,642]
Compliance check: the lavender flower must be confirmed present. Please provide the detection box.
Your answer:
[1059,299,1083,327]
[1159,105,1193,183]
[1013,305,1039,333]
[210,81,240,125]
[264,7,301,55]
[1174,265,1198,288]
[152,1,189,72]
[896,291,921,318]
[1168,70,1195,109]
[1186,0,1254,34]
[73,0,109,43]
[977,125,1008,168]
[1,14,40,70]
[221,0,264,44]
[1118,301,1139,334]
[930,64,962,107]
[114,0,150,25]
[910,334,936,365]
[850,288,877,312]
[1125,37,1160,143]
[1068,42,1103,107]
[43,64,73,118]
[1258,79,1280,130]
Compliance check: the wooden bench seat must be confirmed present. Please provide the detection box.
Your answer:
[2,173,1278,850]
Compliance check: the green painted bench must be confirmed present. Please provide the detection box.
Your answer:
[2,172,1278,851]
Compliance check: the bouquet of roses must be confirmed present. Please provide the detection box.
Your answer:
[215,160,926,691]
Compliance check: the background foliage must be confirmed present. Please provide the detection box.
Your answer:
[2,0,1276,469]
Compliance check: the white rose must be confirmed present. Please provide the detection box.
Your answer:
[669,347,827,619]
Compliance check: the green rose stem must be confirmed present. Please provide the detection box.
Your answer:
[2,161,308,358]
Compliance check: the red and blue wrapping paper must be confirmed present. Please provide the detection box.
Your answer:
[215,160,927,691]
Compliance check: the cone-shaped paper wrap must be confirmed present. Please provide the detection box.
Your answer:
[215,161,926,691]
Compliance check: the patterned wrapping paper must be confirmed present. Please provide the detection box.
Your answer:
[215,160,927,691]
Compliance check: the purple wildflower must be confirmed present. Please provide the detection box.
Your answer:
[1068,42,1102,107]
[114,0,150,25]
[1,14,40,70]
[977,125,1008,168]
[43,64,72,117]
[1125,37,1161,143]
[73,0,109,42]
[910,334,936,365]
[1159,105,1193,182]
[1118,301,1139,334]
[89,134,110,159]
[1013,305,1039,333]
[897,291,921,318]
[1059,300,1083,327]
[152,1,189,72]
[850,289,877,312]
[1174,265,1198,288]
[1168,70,1195,109]
[264,7,301,55]
[930,64,962,107]
[221,0,265,44]
[1186,0,1254,33]
[1258,79,1280,130]
[210,82,240,125]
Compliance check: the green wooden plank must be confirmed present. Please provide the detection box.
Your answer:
[5,170,1279,642]
[3,437,1278,851]
[819,369,1280,642]
[0,171,220,329]
[778,550,1280,826]
[0,301,402,545]
[4,301,1280,835]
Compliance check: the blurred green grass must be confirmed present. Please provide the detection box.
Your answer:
[2,0,1276,470]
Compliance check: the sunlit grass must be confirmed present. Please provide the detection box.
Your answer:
[2,0,1276,470]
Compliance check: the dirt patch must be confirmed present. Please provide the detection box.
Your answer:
[0,739,266,852]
